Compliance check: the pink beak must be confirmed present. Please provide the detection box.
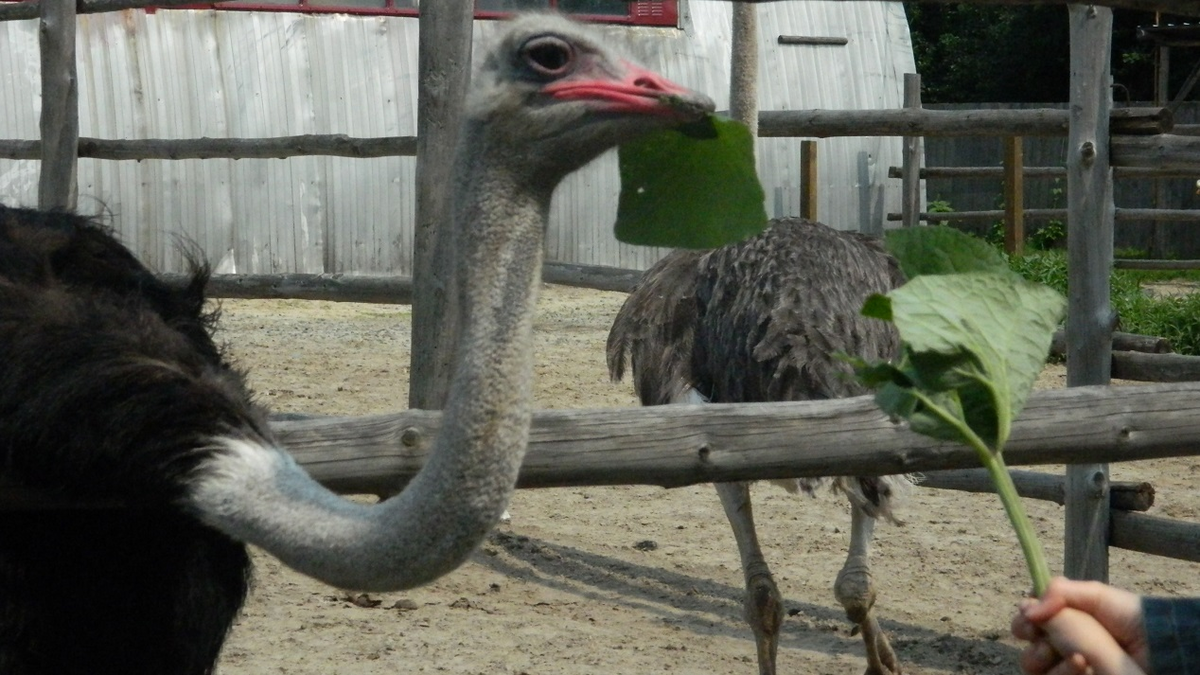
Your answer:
[543,61,709,119]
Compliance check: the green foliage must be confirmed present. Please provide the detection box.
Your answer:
[927,198,955,228]
[885,225,1011,279]
[615,116,767,249]
[1028,221,1066,251]
[1005,249,1200,356]
[855,226,1063,595]
[860,273,1065,450]
[904,4,1194,103]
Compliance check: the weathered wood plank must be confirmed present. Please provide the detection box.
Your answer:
[1003,135,1024,254]
[1110,352,1200,383]
[1064,3,1115,582]
[1050,331,1173,357]
[919,469,1154,512]
[888,166,1197,180]
[888,209,1200,223]
[759,108,1072,138]
[901,74,922,228]
[161,263,640,304]
[250,382,1200,497]
[410,0,474,411]
[1115,259,1200,271]
[1110,511,1200,564]
[1111,135,1200,172]
[37,0,77,210]
[799,141,818,221]
[6,382,1200,508]
[0,136,418,161]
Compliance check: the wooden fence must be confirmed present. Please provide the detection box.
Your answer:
[3,0,1200,585]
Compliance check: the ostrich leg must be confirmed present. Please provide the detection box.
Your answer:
[716,481,783,675]
[834,505,901,675]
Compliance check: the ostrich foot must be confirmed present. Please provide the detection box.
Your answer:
[835,555,901,675]
[744,571,783,675]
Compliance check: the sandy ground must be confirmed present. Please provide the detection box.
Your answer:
[210,284,1200,675]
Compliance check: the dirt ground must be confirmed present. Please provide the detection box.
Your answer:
[211,284,1200,675]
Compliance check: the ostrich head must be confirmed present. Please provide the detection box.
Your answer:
[463,13,714,187]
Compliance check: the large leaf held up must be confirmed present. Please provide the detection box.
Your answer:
[616,116,767,249]
[885,225,1013,279]
[862,273,1065,451]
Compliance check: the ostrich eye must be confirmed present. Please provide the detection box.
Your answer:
[520,35,575,77]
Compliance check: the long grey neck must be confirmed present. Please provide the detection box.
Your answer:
[188,123,549,591]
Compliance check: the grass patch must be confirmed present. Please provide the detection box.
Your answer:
[1005,249,1200,356]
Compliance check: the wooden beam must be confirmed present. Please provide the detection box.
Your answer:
[728,2,758,136]
[1064,2,1115,583]
[1004,136,1025,255]
[7,381,1200,509]
[409,0,473,411]
[1115,259,1200,271]
[919,469,1154,512]
[889,166,1197,180]
[165,263,642,305]
[258,382,1200,494]
[799,140,818,221]
[1109,106,1174,135]
[901,74,923,228]
[1050,330,1173,357]
[0,135,418,161]
[1110,511,1200,564]
[888,208,1200,223]
[759,108,1073,138]
[1110,352,1200,383]
[37,0,77,211]
[1112,134,1200,172]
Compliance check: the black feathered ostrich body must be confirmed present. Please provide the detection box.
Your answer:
[608,217,910,675]
[0,15,713,674]
[0,206,255,674]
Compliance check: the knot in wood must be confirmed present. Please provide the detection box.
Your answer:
[696,443,712,464]
[400,426,423,448]
[1079,141,1097,164]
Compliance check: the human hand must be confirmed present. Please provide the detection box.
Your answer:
[1011,576,1149,675]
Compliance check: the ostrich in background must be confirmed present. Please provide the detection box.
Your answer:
[607,216,910,675]
[0,15,713,675]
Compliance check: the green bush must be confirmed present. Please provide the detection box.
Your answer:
[1004,249,1200,356]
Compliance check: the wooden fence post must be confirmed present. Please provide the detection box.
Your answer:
[1004,136,1025,255]
[729,2,758,137]
[1151,41,1170,259]
[1064,3,1115,583]
[37,0,78,211]
[800,140,817,221]
[409,0,473,410]
[901,73,922,228]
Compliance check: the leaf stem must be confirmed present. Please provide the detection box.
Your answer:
[979,449,1051,597]
[912,391,1051,596]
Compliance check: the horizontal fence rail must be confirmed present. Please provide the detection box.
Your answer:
[759,107,1172,139]
[0,135,418,160]
[163,262,641,304]
[6,382,1200,559]
[888,208,1200,223]
[888,166,1200,180]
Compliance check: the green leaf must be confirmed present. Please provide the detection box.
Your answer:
[885,225,1013,279]
[860,294,893,321]
[885,272,1065,449]
[615,116,768,249]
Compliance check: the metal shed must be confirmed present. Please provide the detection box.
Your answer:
[0,1,917,275]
